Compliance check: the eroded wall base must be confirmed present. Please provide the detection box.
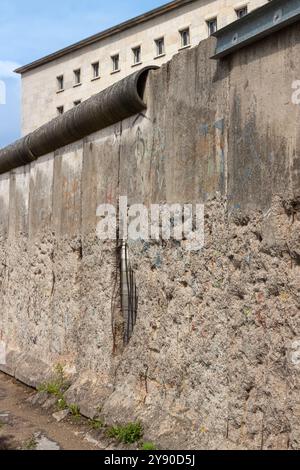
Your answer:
[1,195,299,449]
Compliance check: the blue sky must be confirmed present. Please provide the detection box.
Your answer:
[0,0,164,148]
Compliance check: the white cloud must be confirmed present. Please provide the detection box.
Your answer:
[0,60,21,79]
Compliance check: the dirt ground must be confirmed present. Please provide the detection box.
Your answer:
[0,371,109,450]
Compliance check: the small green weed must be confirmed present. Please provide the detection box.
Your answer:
[57,397,68,410]
[38,363,69,406]
[88,418,104,430]
[23,436,37,450]
[38,382,61,396]
[107,422,143,444]
[69,404,81,417]
[141,442,157,450]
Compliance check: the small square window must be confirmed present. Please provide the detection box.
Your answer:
[73,69,81,85]
[92,62,100,79]
[74,100,81,107]
[155,38,165,57]
[180,28,190,48]
[236,6,248,18]
[57,106,64,115]
[207,18,218,36]
[111,54,120,72]
[132,46,141,65]
[56,75,64,91]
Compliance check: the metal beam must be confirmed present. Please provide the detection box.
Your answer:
[212,0,300,59]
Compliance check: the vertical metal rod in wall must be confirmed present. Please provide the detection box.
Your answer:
[134,284,138,326]
[130,269,134,339]
[121,241,129,344]
[126,245,131,344]
[120,240,139,345]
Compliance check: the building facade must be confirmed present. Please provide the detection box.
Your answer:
[16,0,268,135]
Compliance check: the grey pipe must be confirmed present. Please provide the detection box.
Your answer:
[0,65,157,175]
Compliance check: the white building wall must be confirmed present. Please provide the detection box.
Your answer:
[21,0,267,135]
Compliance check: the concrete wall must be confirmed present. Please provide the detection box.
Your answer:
[1,23,300,449]
[21,0,267,135]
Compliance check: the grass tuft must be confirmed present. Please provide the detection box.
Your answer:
[23,436,37,450]
[107,422,143,444]
[88,419,104,430]
[141,442,157,450]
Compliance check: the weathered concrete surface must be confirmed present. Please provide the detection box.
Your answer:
[227,27,300,211]
[105,194,300,450]
[0,25,300,450]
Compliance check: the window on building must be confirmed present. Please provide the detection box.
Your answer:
[74,100,81,106]
[132,46,142,65]
[236,6,248,18]
[207,18,218,36]
[57,106,64,115]
[56,75,64,91]
[180,28,190,48]
[92,62,100,79]
[111,54,120,72]
[155,37,165,57]
[73,69,81,85]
